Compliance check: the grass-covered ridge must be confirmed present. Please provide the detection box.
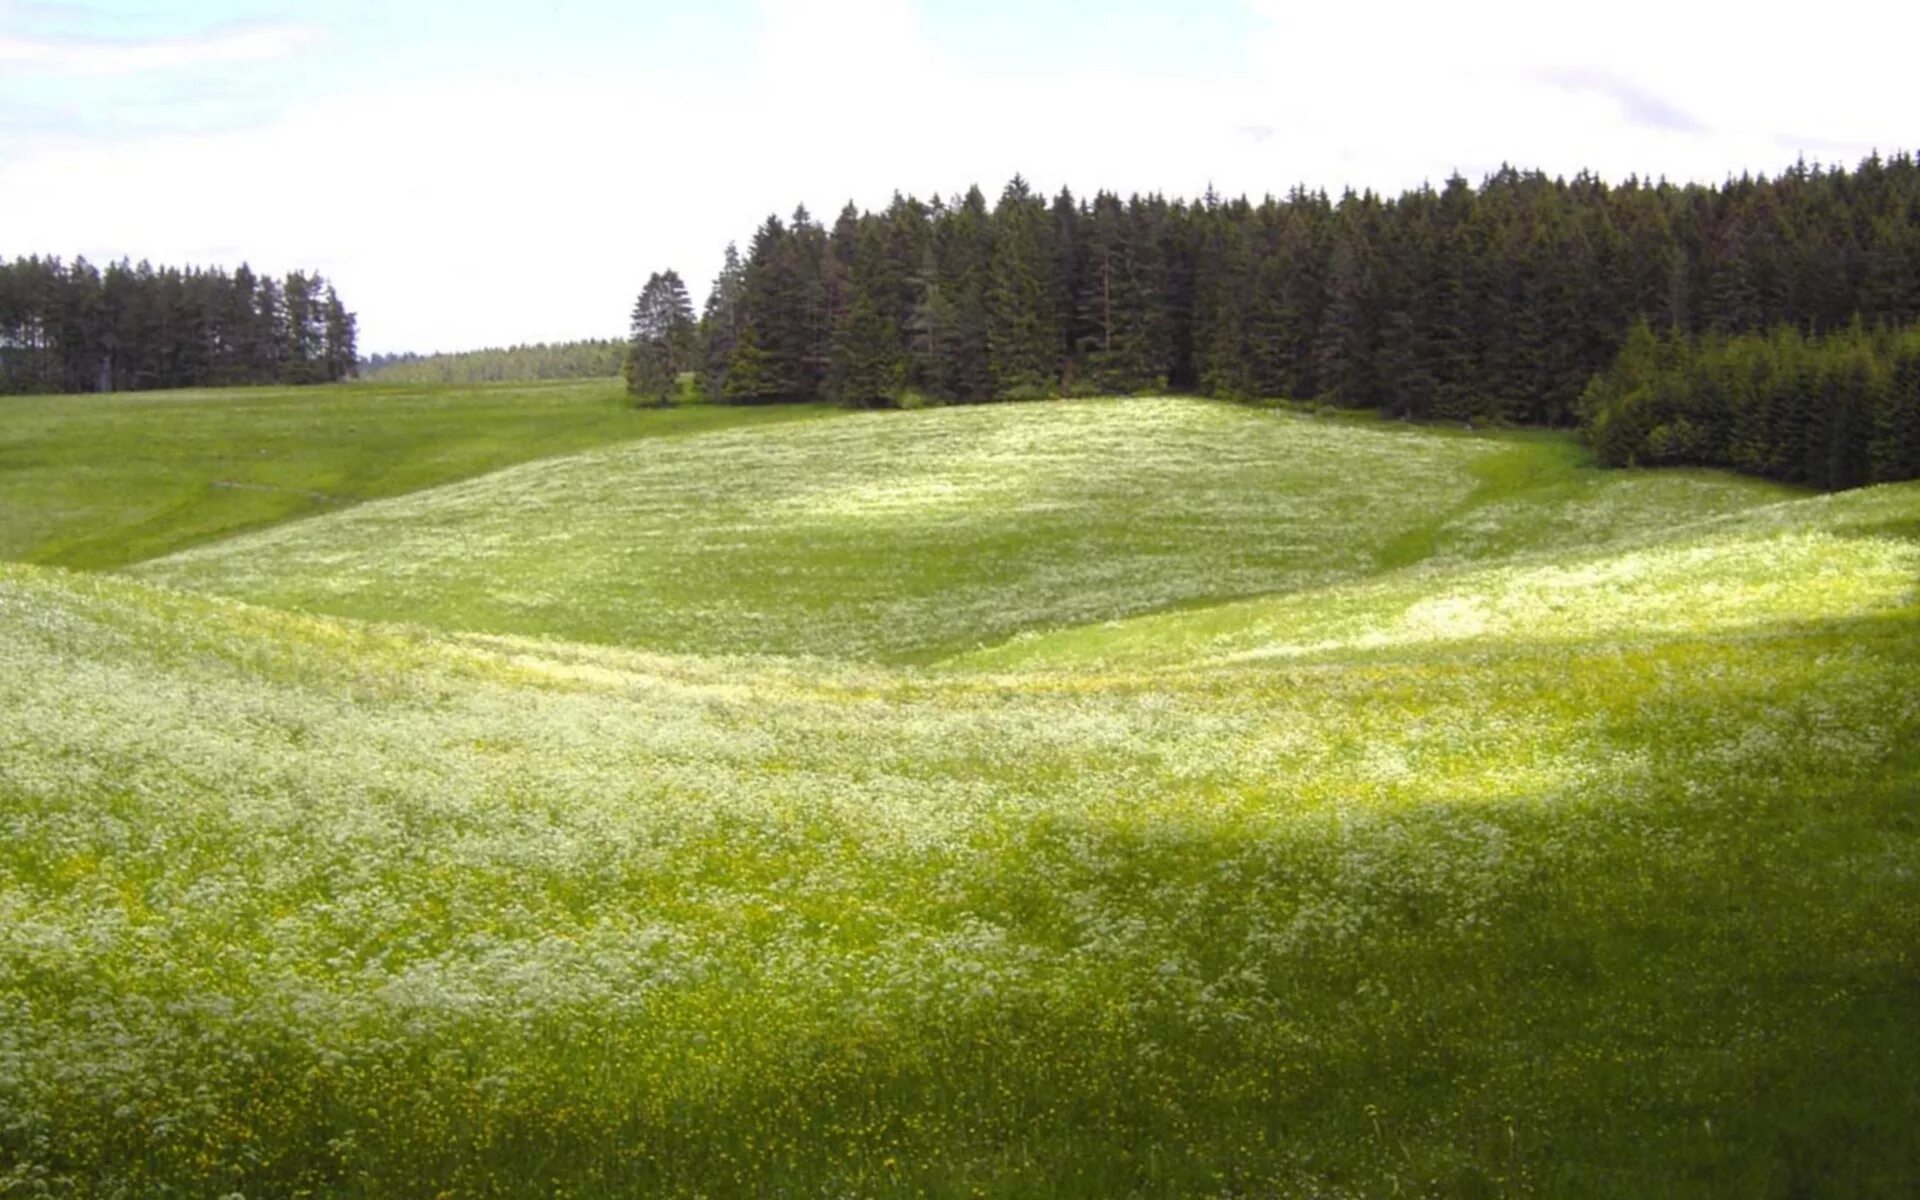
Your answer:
[3,394,1917,1195]
[132,398,1792,661]
[0,378,832,569]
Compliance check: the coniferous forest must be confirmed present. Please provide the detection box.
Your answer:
[631,152,1920,486]
[1583,320,1920,489]
[0,257,356,394]
[363,340,624,385]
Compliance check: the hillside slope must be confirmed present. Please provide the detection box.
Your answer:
[0,379,832,569]
[3,403,1917,1193]
[132,398,1794,661]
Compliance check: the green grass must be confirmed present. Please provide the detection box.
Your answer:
[2,393,1917,1196]
[131,398,1792,661]
[0,378,833,569]
[956,482,1920,672]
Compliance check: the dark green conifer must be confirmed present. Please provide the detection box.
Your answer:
[987,175,1058,399]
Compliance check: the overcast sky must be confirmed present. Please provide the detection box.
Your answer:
[1,0,1912,354]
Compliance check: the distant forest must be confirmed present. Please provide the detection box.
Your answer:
[0,257,356,395]
[363,340,623,385]
[627,152,1920,482]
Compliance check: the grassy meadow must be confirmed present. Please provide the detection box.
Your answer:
[2,384,1917,1196]
[129,399,1792,661]
[0,378,830,569]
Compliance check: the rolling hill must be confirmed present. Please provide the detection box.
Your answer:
[2,390,1916,1196]
[131,398,1794,661]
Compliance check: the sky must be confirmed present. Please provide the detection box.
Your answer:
[0,0,1913,355]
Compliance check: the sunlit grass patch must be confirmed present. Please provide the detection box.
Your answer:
[957,482,1920,672]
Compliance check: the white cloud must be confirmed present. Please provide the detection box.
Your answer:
[0,0,1913,353]
[0,24,320,76]
[1236,0,1917,186]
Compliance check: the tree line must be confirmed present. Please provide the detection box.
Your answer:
[1584,319,1920,489]
[363,340,623,385]
[626,152,1920,450]
[0,256,356,395]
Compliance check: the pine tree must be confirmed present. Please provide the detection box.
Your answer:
[1076,192,1119,388]
[1314,214,1372,406]
[730,216,811,403]
[322,286,357,382]
[1197,206,1255,398]
[832,223,907,407]
[790,206,832,398]
[986,175,1058,399]
[625,270,696,403]
[722,327,781,404]
[1372,202,1437,419]
[698,243,746,401]
[1050,187,1085,388]
[1073,193,1169,393]
[1157,195,1201,390]
[1427,176,1478,422]
[933,186,994,402]
[1244,210,1296,398]
[880,193,932,387]
[906,243,950,396]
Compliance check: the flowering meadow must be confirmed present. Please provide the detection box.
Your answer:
[3,394,1918,1195]
[129,400,1793,664]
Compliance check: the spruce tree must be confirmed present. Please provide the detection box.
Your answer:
[722,327,781,404]
[322,286,358,382]
[906,242,949,396]
[1197,208,1255,398]
[731,216,811,402]
[831,223,908,408]
[1314,216,1372,406]
[698,243,746,401]
[935,186,994,402]
[625,270,696,403]
[1050,187,1084,387]
[791,206,832,398]
[986,175,1058,399]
